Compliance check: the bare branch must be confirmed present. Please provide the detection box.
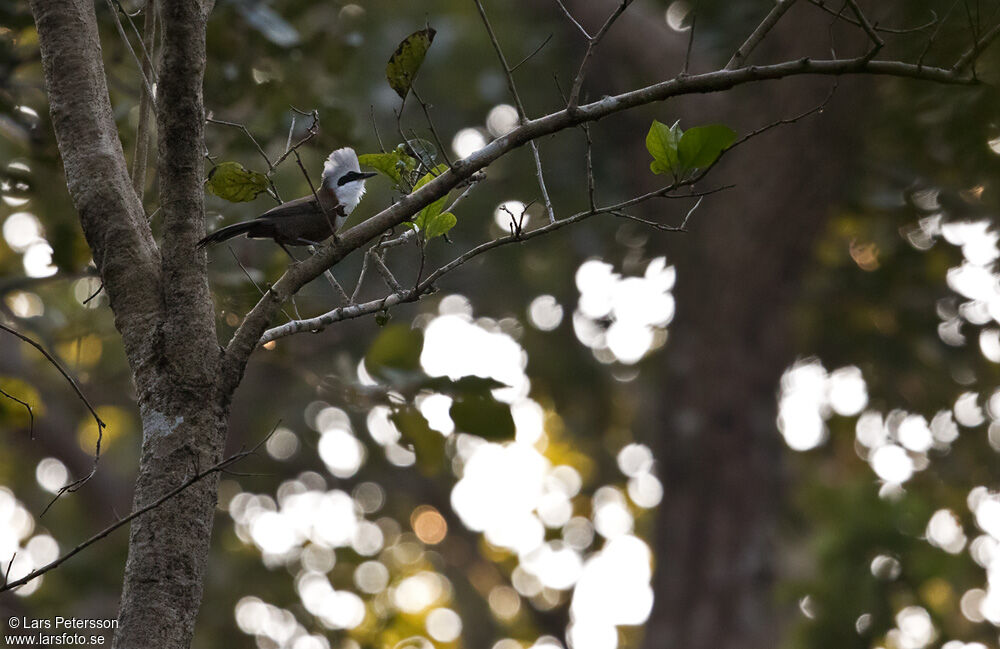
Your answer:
[0,322,106,509]
[553,0,591,39]
[130,0,157,198]
[584,123,596,211]
[844,0,884,52]
[228,246,295,323]
[510,33,553,72]
[372,254,404,292]
[808,0,939,34]
[919,1,959,69]
[473,0,554,223]
[103,0,157,106]
[953,20,1000,72]
[531,141,556,223]
[410,85,454,168]
[567,0,634,111]
[0,387,34,438]
[0,323,106,437]
[682,13,697,75]
[727,0,798,70]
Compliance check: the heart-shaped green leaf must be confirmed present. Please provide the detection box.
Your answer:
[646,119,682,176]
[677,124,737,171]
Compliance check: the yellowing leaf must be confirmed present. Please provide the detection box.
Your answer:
[386,28,436,100]
[424,211,456,240]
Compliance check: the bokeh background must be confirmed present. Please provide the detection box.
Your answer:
[2,1,1000,649]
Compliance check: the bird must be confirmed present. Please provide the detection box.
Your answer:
[197,147,376,253]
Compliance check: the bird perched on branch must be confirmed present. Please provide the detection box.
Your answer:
[197,147,376,252]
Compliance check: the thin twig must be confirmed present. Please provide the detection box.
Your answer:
[682,13,697,75]
[919,1,959,68]
[567,0,634,111]
[808,0,939,34]
[371,254,404,292]
[410,85,454,168]
[953,19,1000,72]
[553,0,591,39]
[0,423,280,593]
[472,0,554,222]
[584,123,596,211]
[530,141,555,224]
[844,0,884,51]
[228,246,295,323]
[0,323,106,514]
[370,105,386,153]
[0,387,33,438]
[350,248,374,304]
[113,0,157,76]
[0,323,106,442]
[510,33,554,72]
[130,0,157,198]
[103,0,156,105]
[727,0,798,70]
[206,116,282,202]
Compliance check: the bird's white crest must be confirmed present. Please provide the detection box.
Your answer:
[322,147,367,214]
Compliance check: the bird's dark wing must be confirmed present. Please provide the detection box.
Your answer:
[259,195,320,219]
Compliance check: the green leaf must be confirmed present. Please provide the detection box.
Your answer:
[645,120,682,176]
[358,151,417,185]
[449,395,515,440]
[386,28,436,100]
[677,124,737,171]
[410,164,451,236]
[424,212,456,240]
[364,324,423,382]
[205,161,269,202]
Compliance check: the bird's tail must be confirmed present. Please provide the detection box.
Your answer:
[196,221,260,248]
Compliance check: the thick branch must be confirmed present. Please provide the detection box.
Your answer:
[157,0,219,393]
[219,54,972,397]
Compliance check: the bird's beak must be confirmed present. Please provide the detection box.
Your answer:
[359,171,378,180]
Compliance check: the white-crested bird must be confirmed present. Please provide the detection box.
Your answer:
[197,147,376,251]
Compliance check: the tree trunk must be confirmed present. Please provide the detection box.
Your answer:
[30,1,223,647]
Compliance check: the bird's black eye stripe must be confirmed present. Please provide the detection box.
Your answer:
[338,171,360,186]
